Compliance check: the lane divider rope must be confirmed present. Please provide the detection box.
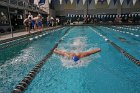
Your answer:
[12,27,71,93]
[90,26,140,66]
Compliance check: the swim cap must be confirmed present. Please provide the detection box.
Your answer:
[72,56,79,62]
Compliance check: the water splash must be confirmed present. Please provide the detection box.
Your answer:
[56,36,101,68]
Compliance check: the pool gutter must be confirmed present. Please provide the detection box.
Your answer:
[0,26,63,50]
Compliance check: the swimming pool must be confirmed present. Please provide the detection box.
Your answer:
[94,25,140,60]
[0,26,140,93]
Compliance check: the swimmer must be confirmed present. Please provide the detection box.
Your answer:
[53,48,101,62]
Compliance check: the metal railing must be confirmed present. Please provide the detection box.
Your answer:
[0,0,8,2]
[0,0,44,12]
[10,0,17,5]
[18,1,24,7]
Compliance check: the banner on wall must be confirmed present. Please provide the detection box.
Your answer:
[113,0,117,5]
[96,0,108,8]
[77,0,80,4]
[95,0,98,5]
[60,0,62,4]
[126,0,131,5]
[132,0,137,5]
[49,0,51,3]
[107,0,111,5]
[98,0,106,4]
[120,0,124,5]
[65,0,69,4]
[88,0,92,4]
[64,1,76,9]
[70,0,74,4]
[83,0,86,5]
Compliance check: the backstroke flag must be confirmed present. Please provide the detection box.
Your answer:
[65,0,69,4]
[77,0,80,4]
[132,0,137,5]
[38,0,46,5]
[98,0,106,4]
[95,0,98,5]
[126,0,131,5]
[83,0,86,5]
[107,0,111,5]
[70,0,74,4]
[88,0,92,4]
[113,0,117,5]
[60,0,62,4]
[49,0,51,3]
[120,0,124,5]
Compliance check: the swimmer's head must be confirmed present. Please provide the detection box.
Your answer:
[72,56,79,62]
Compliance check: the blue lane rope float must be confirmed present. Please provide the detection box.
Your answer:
[12,28,70,93]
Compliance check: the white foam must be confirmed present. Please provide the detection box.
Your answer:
[59,54,100,68]
[29,38,33,41]
[135,35,139,37]
[105,38,108,41]
[130,33,134,35]
[35,36,38,39]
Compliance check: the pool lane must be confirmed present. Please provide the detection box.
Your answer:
[25,26,140,93]
[0,27,68,93]
[112,26,140,35]
[94,26,140,61]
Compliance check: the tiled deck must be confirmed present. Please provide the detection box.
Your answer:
[0,26,61,41]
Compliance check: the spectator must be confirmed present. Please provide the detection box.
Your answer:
[50,17,54,26]
[28,12,34,30]
[46,15,50,27]
[23,16,31,33]
[56,18,60,26]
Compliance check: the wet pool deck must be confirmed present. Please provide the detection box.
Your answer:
[0,26,61,42]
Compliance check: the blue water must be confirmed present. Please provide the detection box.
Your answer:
[0,26,140,93]
[25,26,140,93]
[0,27,69,93]
[94,25,140,60]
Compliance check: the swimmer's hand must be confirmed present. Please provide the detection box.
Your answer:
[97,48,101,52]
[53,48,58,52]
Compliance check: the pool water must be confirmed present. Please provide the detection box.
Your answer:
[0,26,140,93]
[94,25,140,60]
[0,27,68,93]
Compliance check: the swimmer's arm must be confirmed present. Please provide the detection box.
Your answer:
[79,48,101,58]
[53,49,74,57]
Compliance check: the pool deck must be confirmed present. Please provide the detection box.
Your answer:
[0,26,61,42]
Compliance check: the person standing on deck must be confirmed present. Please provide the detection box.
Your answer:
[33,14,43,31]
[28,12,34,30]
[23,15,31,34]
